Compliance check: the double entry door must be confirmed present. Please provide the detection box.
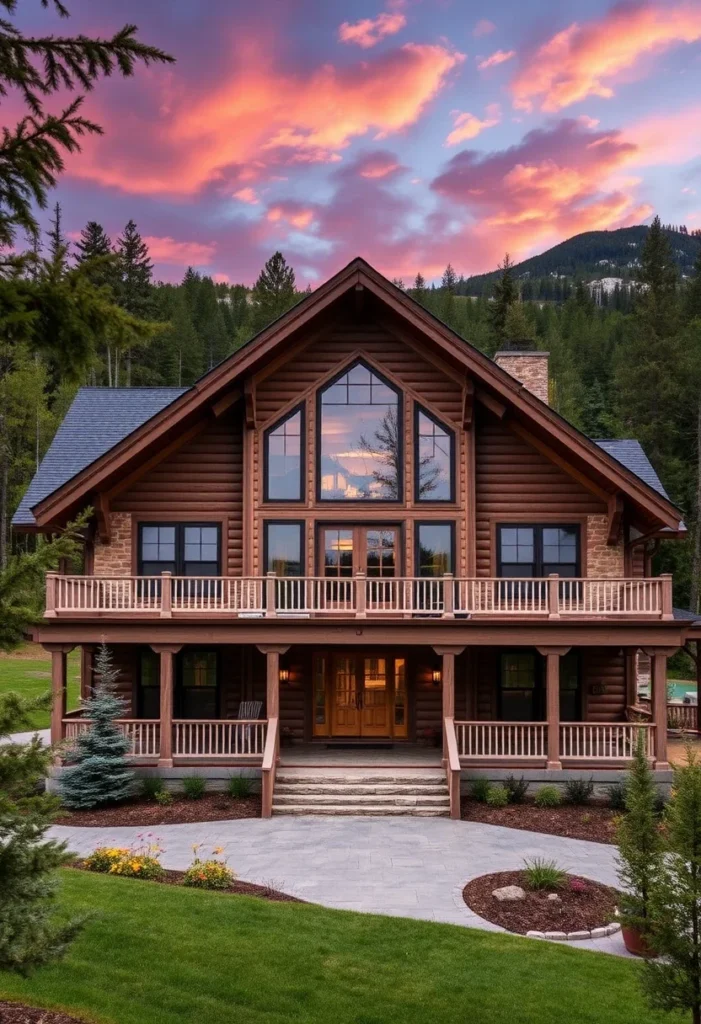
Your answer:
[321,525,398,581]
[314,652,409,738]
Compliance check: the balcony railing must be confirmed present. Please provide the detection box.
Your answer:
[62,717,267,761]
[455,720,656,763]
[46,571,673,620]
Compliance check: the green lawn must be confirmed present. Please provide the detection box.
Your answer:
[0,870,669,1024]
[0,646,80,730]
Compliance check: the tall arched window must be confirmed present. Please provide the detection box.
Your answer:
[318,361,401,501]
[415,405,454,501]
[264,405,304,501]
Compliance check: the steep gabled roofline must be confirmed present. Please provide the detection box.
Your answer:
[30,256,681,531]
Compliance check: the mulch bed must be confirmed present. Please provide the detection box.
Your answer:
[461,799,619,844]
[71,864,301,903]
[0,1001,87,1024]
[463,870,620,936]
[53,793,260,826]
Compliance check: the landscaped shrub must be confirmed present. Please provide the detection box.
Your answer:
[534,785,561,808]
[85,839,164,881]
[183,845,235,890]
[142,776,165,800]
[523,858,566,890]
[155,790,173,806]
[606,782,626,811]
[486,785,508,808]
[653,790,668,815]
[616,733,663,936]
[227,775,253,799]
[84,847,129,874]
[503,775,528,804]
[182,775,206,800]
[564,777,594,805]
[471,779,491,803]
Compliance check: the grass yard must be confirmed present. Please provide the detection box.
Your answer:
[0,644,80,730]
[0,870,668,1024]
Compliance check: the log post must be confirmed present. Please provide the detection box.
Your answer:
[257,645,290,756]
[50,650,67,745]
[536,646,570,769]
[433,646,465,760]
[644,647,675,770]
[151,644,182,767]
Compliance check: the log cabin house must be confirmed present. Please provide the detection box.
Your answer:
[13,258,697,816]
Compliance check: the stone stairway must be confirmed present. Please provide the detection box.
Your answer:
[272,769,450,816]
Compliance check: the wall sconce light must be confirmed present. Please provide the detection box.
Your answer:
[432,669,442,686]
[279,668,290,683]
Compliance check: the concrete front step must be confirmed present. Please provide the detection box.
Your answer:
[275,782,449,796]
[274,792,450,807]
[276,773,445,786]
[272,803,450,816]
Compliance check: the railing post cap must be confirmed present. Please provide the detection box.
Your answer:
[443,572,454,578]
[266,571,276,577]
[46,571,58,577]
[160,570,172,576]
[548,572,560,578]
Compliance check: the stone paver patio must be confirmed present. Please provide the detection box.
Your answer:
[49,816,630,957]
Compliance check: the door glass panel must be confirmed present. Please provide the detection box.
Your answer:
[323,529,354,576]
[500,653,537,722]
[365,530,396,577]
[394,657,407,736]
[560,651,580,722]
[180,651,217,719]
[313,655,328,734]
[332,655,359,734]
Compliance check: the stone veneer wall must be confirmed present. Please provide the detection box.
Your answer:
[494,351,550,405]
[586,514,624,577]
[93,511,132,575]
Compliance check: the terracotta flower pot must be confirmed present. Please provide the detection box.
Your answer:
[621,925,654,958]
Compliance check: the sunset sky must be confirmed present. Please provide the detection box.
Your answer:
[19,0,701,285]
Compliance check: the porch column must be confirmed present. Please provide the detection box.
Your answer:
[80,644,95,700]
[625,647,638,709]
[151,644,182,767]
[433,646,465,760]
[644,646,677,770]
[256,644,290,721]
[536,646,570,770]
[43,643,74,746]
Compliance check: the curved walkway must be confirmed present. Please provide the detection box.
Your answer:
[49,817,628,957]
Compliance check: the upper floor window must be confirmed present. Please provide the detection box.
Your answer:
[415,406,454,502]
[416,522,454,576]
[318,361,401,501]
[138,523,220,577]
[264,406,303,501]
[497,524,580,578]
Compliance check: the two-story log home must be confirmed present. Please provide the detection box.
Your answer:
[14,258,695,817]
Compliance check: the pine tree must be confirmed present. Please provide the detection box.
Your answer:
[75,221,111,264]
[0,4,173,267]
[488,253,518,349]
[686,248,701,324]
[616,733,663,935]
[46,202,66,268]
[250,252,297,334]
[0,689,83,973]
[115,220,154,385]
[643,751,701,1024]
[441,263,457,293]
[638,214,679,338]
[59,643,136,809]
[503,302,535,349]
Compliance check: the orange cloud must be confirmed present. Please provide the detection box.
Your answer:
[338,11,407,48]
[354,152,402,178]
[473,19,496,37]
[69,43,464,196]
[143,236,216,264]
[511,2,701,112]
[267,202,316,229]
[233,187,259,204]
[477,49,515,70]
[445,105,500,145]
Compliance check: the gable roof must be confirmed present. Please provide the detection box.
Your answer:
[13,388,187,527]
[594,440,669,501]
[16,257,683,533]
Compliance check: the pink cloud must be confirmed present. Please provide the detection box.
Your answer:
[477,49,516,70]
[143,235,216,264]
[473,19,496,37]
[511,1,701,112]
[353,150,403,178]
[233,187,260,204]
[338,11,407,48]
[267,201,316,229]
[445,105,501,146]
[69,43,464,196]
[212,272,230,283]
[624,103,701,165]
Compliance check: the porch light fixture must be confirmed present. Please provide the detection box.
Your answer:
[432,669,441,685]
[279,668,290,683]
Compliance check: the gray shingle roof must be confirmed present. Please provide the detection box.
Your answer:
[12,387,188,527]
[594,439,670,501]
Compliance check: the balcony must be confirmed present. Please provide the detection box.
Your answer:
[46,571,674,620]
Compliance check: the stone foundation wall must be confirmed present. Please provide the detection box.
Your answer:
[586,514,624,578]
[93,511,132,575]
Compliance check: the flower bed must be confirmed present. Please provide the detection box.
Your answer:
[73,863,300,903]
[54,792,260,826]
[461,799,619,844]
[463,869,620,937]
[0,1001,88,1024]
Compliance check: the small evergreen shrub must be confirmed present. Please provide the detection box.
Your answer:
[183,846,235,890]
[182,775,206,800]
[486,785,509,808]
[535,785,562,808]
[616,733,663,934]
[653,790,668,815]
[503,775,528,804]
[471,778,491,803]
[606,782,627,811]
[155,790,173,806]
[141,776,164,800]
[523,858,566,890]
[564,777,594,805]
[227,775,253,799]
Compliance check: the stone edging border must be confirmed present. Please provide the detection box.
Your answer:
[526,922,621,941]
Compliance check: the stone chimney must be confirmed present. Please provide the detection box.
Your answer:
[494,350,550,405]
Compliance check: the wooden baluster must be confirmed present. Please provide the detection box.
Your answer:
[356,571,366,618]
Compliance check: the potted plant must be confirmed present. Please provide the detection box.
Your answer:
[616,734,663,956]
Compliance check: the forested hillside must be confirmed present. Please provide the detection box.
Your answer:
[3,215,701,616]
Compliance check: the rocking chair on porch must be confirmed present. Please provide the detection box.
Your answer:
[237,701,263,751]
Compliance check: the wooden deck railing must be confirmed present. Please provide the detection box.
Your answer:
[455,721,656,763]
[46,571,673,619]
[62,718,267,761]
[456,721,548,759]
[667,704,698,731]
[261,716,278,819]
[443,717,461,819]
[560,723,655,760]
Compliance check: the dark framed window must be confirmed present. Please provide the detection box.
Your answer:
[138,522,221,577]
[497,524,580,578]
[317,359,402,501]
[416,522,455,576]
[177,649,218,719]
[138,648,160,719]
[264,521,304,577]
[560,650,582,722]
[415,405,454,502]
[264,405,304,502]
[499,651,543,721]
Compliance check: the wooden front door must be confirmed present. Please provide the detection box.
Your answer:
[322,652,407,738]
[320,526,399,581]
